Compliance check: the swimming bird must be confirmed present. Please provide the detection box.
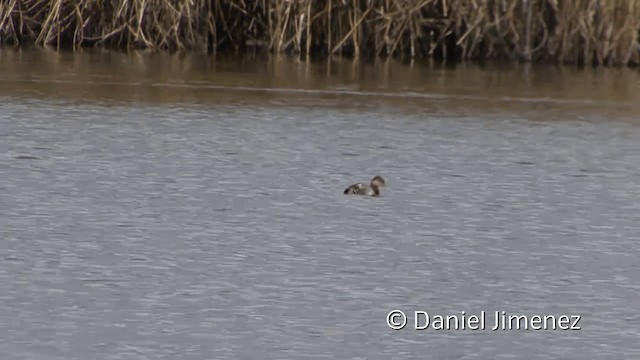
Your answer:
[343,176,386,196]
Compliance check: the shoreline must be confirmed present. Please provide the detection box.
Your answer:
[0,0,639,67]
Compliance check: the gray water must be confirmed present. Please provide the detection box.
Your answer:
[1,50,640,359]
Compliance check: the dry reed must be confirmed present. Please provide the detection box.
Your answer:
[0,0,638,66]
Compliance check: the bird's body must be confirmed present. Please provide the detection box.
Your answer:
[343,176,385,197]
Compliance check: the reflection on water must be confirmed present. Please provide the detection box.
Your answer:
[1,48,639,117]
[1,49,640,360]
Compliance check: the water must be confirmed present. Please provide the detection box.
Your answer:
[1,49,640,359]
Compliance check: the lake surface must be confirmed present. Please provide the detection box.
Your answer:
[1,49,640,359]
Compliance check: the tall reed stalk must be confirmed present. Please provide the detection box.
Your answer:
[1,0,638,66]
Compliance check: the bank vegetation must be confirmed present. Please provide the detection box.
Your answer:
[0,0,639,66]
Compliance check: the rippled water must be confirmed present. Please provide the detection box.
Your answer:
[1,50,640,359]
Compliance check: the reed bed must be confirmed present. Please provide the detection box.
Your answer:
[1,0,639,66]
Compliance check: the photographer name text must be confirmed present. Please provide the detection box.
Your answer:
[387,310,581,331]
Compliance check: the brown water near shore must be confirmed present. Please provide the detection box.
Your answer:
[1,48,639,119]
